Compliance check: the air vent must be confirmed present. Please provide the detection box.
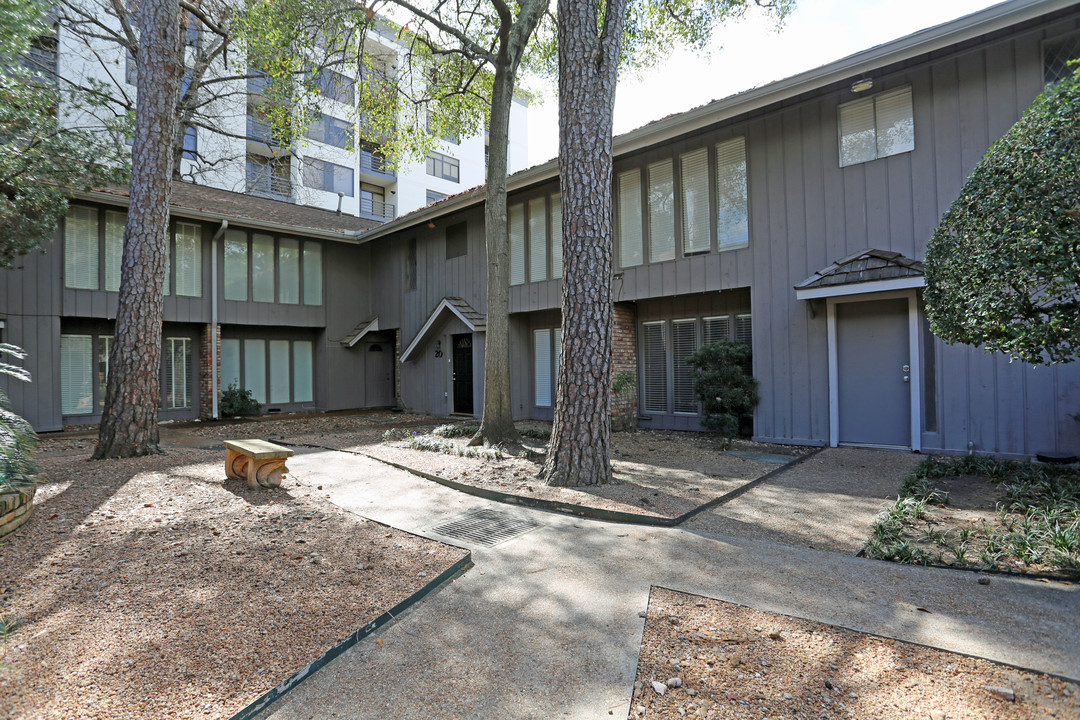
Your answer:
[430,508,542,546]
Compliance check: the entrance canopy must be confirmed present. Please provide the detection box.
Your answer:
[339,316,380,347]
[401,297,486,362]
[794,249,924,300]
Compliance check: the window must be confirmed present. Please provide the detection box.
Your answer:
[174,222,202,297]
[509,203,525,285]
[305,113,353,149]
[361,183,392,218]
[278,238,300,304]
[303,158,354,196]
[426,151,459,182]
[426,189,448,204]
[182,125,198,161]
[640,314,752,416]
[617,169,643,268]
[647,160,675,262]
[104,211,124,292]
[838,85,914,167]
[716,137,749,249]
[680,149,709,256]
[445,222,467,260]
[314,68,355,104]
[533,327,562,408]
[642,322,667,414]
[672,319,698,413]
[97,336,112,412]
[65,206,99,290]
[550,194,563,279]
[223,336,314,406]
[223,229,248,301]
[164,337,192,409]
[1045,32,1080,85]
[251,233,275,302]
[528,197,547,282]
[61,335,94,414]
[246,154,291,201]
[405,237,417,291]
[303,242,322,306]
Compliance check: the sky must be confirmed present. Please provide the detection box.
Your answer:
[523,0,1004,164]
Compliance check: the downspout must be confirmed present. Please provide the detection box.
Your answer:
[211,219,228,420]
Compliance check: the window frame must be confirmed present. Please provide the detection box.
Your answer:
[426,151,460,182]
[837,85,915,167]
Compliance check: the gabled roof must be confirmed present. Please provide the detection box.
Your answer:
[339,317,380,347]
[795,249,926,300]
[354,0,1074,246]
[401,297,486,362]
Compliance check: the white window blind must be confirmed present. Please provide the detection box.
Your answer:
[104,211,125,292]
[174,222,202,297]
[735,314,753,345]
[617,169,643,268]
[550,194,563,279]
[220,338,240,392]
[65,206,99,290]
[680,149,710,255]
[703,315,731,345]
[252,234,275,302]
[164,337,191,409]
[303,243,322,305]
[553,327,562,395]
[839,86,913,167]
[509,203,526,285]
[648,160,675,262]
[97,336,112,411]
[293,341,313,403]
[672,319,698,414]
[642,321,668,413]
[223,230,248,301]
[534,328,552,407]
[875,87,915,159]
[60,334,93,414]
[529,197,547,282]
[716,137,749,249]
[269,339,291,403]
[244,339,267,403]
[279,238,300,304]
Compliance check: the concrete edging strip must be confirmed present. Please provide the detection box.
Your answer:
[283,440,822,528]
[228,551,473,720]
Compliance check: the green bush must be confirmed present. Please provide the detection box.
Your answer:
[685,340,759,439]
[220,383,262,417]
[0,343,37,490]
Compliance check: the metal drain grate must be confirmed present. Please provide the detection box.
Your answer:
[430,508,543,546]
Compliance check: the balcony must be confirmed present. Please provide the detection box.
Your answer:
[359,147,395,179]
[246,171,292,203]
[360,196,395,220]
[246,115,286,147]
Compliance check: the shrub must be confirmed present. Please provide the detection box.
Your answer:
[219,383,262,417]
[685,340,759,439]
[0,343,37,490]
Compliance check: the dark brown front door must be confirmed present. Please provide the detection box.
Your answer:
[452,334,473,415]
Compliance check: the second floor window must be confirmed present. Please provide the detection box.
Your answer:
[313,68,355,105]
[426,151,459,182]
[222,229,323,306]
[1044,32,1080,85]
[838,85,914,167]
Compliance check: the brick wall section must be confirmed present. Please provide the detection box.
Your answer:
[198,323,220,420]
[611,302,638,430]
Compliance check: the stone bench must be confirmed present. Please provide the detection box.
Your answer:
[224,439,294,489]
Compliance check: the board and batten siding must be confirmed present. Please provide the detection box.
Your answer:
[744,13,1080,455]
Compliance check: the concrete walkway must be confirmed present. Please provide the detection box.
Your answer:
[257,447,1080,720]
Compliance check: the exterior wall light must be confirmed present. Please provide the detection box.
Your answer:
[850,78,874,93]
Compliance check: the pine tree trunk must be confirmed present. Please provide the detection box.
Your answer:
[540,0,627,486]
[93,0,181,459]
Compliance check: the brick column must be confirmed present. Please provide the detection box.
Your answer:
[611,302,638,431]
[199,323,220,420]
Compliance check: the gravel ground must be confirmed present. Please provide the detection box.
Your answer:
[0,447,466,720]
[632,587,1079,720]
[685,448,923,553]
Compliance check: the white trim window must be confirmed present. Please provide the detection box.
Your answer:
[838,85,914,167]
[617,169,643,268]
